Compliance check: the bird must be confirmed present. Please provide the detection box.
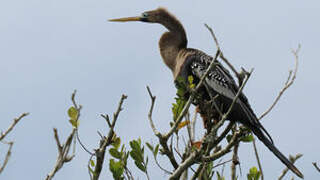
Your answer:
[109,7,303,178]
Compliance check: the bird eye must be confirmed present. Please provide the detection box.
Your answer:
[142,12,149,18]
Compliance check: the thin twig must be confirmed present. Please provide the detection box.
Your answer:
[259,45,300,120]
[252,137,264,180]
[76,131,94,155]
[0,113,29,141]
[204,24,241,81]
[205,121,235,154]
[213,159,233,169]
[278,153,303,180]
[146,86,161,136]
[203,130,242,162]
[46,128,76,180]
[46,91,81,180]
[146,86,179,169]
[0,141,13,174]
[312,162,320,172]
[153,155,172,174]
[92,94,127,180]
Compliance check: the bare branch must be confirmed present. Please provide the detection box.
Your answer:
[46,128,76,180]
[46,91,83,180]
[253,137,264,180]
[101,114,112,127]
[146,86,161,136]
[259,45,300,120]
[0,141,13,174]
[278,153,303,180]
[92,94,127,180]
[204,24,241,82]
[0,113,28,174]
[313,162,320,172]
[0,113,29,141]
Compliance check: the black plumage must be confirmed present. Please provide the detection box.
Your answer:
[177,49,303,178]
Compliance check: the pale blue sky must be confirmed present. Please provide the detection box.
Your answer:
[0,0,319,179]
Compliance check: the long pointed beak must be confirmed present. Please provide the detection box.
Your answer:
[109,16,141,22]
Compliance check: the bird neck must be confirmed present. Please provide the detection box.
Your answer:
[158,19,187,75]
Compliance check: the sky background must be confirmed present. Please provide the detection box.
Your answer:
[0,0,319,179]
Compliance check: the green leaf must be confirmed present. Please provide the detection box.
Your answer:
[146,142,154,152]
[130,150,143,163]
[88,166,95,176]
[247,167,261,180]
[154,144,159,157]
[146,156,149,166]
[241,134,254,143]
[134,160,146,172]
[69,118,79,128]
[112,137,121,149]
[129,140,141,153]
[109,148,122,159]
[109,159,124,180]
[172,96,187,122]
[68,107,78,120]
[188,75,195,88]
[90,159,95,167]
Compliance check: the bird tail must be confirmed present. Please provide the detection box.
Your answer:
[250,125,304,179]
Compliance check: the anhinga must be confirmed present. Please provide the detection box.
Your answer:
[109,8,303,178]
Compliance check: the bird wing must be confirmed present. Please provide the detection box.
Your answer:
[185,49,274,143]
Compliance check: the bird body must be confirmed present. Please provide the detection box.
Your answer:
[110,7,303,178]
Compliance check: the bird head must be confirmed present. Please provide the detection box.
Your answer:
[109,7,171,24]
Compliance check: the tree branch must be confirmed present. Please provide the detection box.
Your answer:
[0,113,29,141]
[146,86,161,137]
[0,141,13,174]
[204,24,242,83]
[46,128,76,180]
[92,94,127,180]
[259,45,300,120]
[231,139,240,180]
[46,91,80,180]
[253,137,264,180]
